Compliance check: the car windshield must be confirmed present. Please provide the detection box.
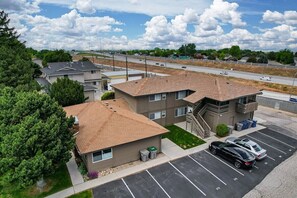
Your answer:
[234,148,252,159]
[252,144,262,152]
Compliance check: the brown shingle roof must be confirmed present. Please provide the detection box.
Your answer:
[63,99,168,154]
[112,73,261,103]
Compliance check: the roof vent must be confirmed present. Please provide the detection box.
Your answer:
[135,81,138,84]
[113,110,116,112]
[113,99,116,101]
[105,102,109,106]
[74,116,79,125]
[226,82,230,84]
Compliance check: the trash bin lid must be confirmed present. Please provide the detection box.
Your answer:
[147,146,157,151]
[140,149,149,154]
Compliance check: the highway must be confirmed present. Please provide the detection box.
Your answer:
[93,52,297,86]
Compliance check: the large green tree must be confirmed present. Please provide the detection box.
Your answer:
[0,11,40,91]
[49,78,85,107]
[178,43,196,57]
[42,50,72,66]
[0,88,75,188]
[276,49,295,65]
[229,45,242,60]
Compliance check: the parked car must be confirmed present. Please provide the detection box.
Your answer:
[209,141,256,169]
[160,63,164,66]
[260,76,271,81]
[289,97,297,103]
[181,66,187,69]
[220,71,228,75]
[225,137,267,160]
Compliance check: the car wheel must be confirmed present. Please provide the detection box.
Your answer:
[234,161,241,169]
[210,147,216,155]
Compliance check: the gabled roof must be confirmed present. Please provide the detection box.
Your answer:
[42,61,100,77]
[112,73,261,103]
[63,99,168,154]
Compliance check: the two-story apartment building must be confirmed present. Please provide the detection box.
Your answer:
[112,73,261,138]
[41,61,102,101]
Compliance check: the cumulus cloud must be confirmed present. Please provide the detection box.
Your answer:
[0,0,40,14]
[73,0,96,14]
[263,10,297,25]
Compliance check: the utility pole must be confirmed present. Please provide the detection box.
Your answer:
[145,56,147,77]
[125,56,128,81]
[112,53,115,71]
[289,72,297,100]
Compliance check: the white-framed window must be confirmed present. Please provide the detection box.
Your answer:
[149,94,162,102]
[91,70,96,74]
[176,90,187,100]
[161,110,166,118]
[162,93,166,100]
[92,148,113,163]
[149,111,161,120]
[175,107,187,117]
[238,97,247,104]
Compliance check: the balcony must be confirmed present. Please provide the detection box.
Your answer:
[236,102,258,114]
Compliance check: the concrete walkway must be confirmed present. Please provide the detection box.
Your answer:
[48,123,265,198]
[66,153,84,186]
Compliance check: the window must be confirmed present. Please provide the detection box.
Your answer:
[238,97,247,104]
[91,70,96,74]
[176,90,187,100]
[93,82,97,85]
[175,107,187,117]
[64,75,69,78]
[92,148,113,163]
[149,111,161,120]
[149,94,161,102]
[161,110,166,118]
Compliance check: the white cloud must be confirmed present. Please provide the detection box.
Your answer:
[73,0,96,14]
[263,10,297,25]
[0,0,40,14]
[113,28,123,32]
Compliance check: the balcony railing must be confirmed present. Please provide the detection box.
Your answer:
[236,102,258,114]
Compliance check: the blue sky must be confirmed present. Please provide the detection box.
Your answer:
[1,0,297,51]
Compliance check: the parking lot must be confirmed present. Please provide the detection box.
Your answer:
[92,128,297,198]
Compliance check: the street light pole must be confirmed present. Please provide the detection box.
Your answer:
[145,56,147,78]
[112,53,115,71]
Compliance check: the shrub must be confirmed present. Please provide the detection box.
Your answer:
[78,163,88,175]
[216,124,229,137]
[101,91,115,100]
[87,171,99,179]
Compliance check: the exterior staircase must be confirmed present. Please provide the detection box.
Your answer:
[186,102,211,138]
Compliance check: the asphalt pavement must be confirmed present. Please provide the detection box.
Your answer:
[92,128,297,198]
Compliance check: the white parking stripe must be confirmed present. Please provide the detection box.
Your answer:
[204,150,245,176]
[267,155,276,161]
[188,155,227,186]
[122,178,135,198]
[246,135,287,154]
[256,132,296,149]
[146,170,171,198]
[253,165,259,169]
[168,162,206,196]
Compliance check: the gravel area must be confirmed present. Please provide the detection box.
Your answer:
[244,106,297,198]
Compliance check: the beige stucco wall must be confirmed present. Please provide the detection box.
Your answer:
[84,90,95,102]
[83,71,101,81]
[114,89,138,112]
[203,99,253,131]
[48,74,84,83]
[84,135,162,172]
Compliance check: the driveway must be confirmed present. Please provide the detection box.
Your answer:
[92,128,297,198]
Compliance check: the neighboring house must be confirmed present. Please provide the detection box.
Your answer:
[41,61,102,101]
[102,70,145,91]
[112,73,260,138]
[64,99,168,172]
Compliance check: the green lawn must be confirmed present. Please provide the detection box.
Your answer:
[68,190,93,198]
[0,164,72,198]
[163,125,206,149]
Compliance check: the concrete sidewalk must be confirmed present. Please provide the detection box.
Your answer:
[66,153,84,186]
[47,124,265,198]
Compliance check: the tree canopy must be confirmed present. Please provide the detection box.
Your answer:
[0,11,40,91]
[0,88,75,188]
[229,45,242,60]
[178,43,196,57]
[101,91,115,100]
[276,49,295,65]
[49,78,85,107]
[41,50,72,66]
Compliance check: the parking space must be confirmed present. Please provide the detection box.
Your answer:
[93,128,297,198]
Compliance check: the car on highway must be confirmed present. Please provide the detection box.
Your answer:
[260,76,271,81]
[160,63,164,66]
[181,66,187,69]
[209,141,256,169]
[155,62,159,65]
[289,97,297,102]
[220,71,228,75]
[225,137,267,160]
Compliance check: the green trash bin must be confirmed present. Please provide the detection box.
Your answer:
[147,146,157,159]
